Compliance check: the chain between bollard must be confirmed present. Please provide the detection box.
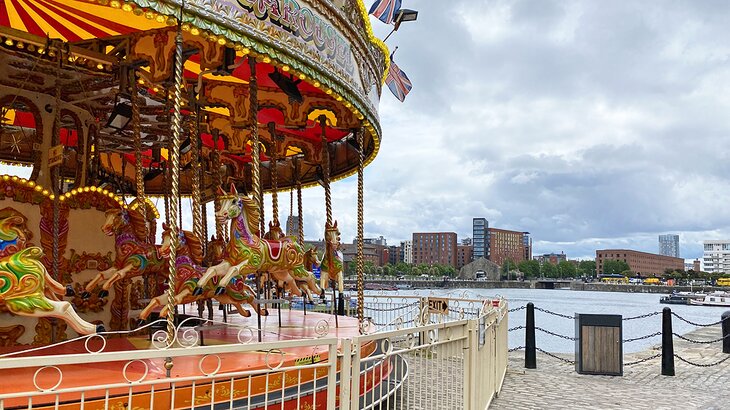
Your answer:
[673,353,730,367]
[671,312,726,327]
[625,352,662,366]
[364,302,420,312]
[533,306,575,320]
[673,332,730,344]
[508,306,527,313]
[623,311,661,321]
[508,326,525,332]
[509,346,525,352]
[535,347,575,364]
[535,326,576,341]
[623,332,661,343]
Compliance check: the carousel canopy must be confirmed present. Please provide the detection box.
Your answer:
[0,0,388,195]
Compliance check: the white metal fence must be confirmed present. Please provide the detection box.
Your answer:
[0,296,509,409]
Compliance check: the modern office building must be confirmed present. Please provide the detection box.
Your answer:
[702,240,730,273]
[472,218,488,260]
[400,240,413,264]
[658,234,680,258]
[596,249,683,276]
[388,245,401,265]
[456,244,473,269]
[412,232,458,268]
[487,228,531,266]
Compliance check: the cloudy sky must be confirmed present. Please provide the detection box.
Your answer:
[5,0,730,262]
[307,0,730,261]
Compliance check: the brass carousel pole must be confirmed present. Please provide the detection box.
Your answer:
[212,131,225,242]
[249,56,264,343]
[164,7,185,362]
[319,116,337,325]
[268,123,279,230]
[51,58,62,284]
[190,112,203,242]
[356,128,365,326]
[131,72,150,299]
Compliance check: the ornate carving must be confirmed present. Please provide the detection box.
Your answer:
[70,282,107,314]
[0,324,24,347]
[32,317,67,345]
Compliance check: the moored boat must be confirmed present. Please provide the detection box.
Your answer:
[688,292,730,307]
[659,292,707,305]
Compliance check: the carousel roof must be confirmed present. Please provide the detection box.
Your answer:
[0,0,388,195]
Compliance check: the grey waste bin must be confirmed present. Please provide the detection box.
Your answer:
[575,313,622,376]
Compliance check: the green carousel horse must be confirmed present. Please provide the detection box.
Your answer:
[189,185,320,301]
[320,221,344,293]
[0,208,102,335]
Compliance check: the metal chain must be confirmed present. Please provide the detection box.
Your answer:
[509,346,525,352]
[270,154,278,227]
[673,332,730,344]
[624,332,661,343]
[508,306,526,313]
[534,306,575,320]
[674,353,730,367]
[132,79,147,241]
[297,179,303,243]
[671,312,728,327]
[508,326,525,332]
[166,24,185,347]
[536,347,575,364]
[535,326,576,341]
[623,311,661,321]
[190,113,203,242]
[363,302,420,312]
[356,128,364,323]
[625,353,662,366]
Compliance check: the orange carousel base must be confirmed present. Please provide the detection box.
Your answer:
[1,309,401,410]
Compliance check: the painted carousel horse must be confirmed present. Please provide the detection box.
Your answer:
[320,221,344,293]
[0,207,74,298]
[190,185,321,300]
[84,209,166,298]
[1,247,103,335]
[139,225,266,320]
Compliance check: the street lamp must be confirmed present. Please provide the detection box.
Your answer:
[383,9,419,42]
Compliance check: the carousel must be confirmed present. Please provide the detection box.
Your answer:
[0,0,392,408]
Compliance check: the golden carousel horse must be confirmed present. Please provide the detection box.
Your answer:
[139,225,266,320]
[190,185,320,301]
[0,208,102,335]
[84,209,166,298]
[320,221,344,293]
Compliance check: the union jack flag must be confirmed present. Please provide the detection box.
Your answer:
[369,0,402,25]
[385,60,412,102]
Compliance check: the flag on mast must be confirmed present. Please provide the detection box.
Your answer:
[369,0,402,25]
[385,59,412,102]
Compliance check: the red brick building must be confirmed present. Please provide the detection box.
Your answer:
[457,245,473,269]
[487,228,532,266]
[596,249,684,276]
[412,232,458,268]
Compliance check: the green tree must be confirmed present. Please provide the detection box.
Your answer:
[558,261,577,278]
[603,260,630,275]
[577,260,596,277]
[541,262,559,278]
[518,260,541,278]
[502,259,516,274]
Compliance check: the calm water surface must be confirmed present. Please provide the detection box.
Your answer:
[390,288,729,353]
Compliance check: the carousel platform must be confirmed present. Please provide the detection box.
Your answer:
[0,309,402,410]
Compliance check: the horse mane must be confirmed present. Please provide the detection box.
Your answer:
[238,195,261,237]
[125,208,148,242]
[181,230,204,266]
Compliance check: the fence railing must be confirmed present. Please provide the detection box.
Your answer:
[0,295,509,409]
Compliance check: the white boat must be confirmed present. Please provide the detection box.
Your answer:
[688,292,730,307]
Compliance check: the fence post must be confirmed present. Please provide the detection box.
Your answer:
[339,338,353,410]
[525,302,536,369]
[722,311,730,354]
[661,307,675,376]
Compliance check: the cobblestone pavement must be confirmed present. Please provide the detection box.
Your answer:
[490,326,730,410]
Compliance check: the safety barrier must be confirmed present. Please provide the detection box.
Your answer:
[507,303,730,374]
[0,295,509,409]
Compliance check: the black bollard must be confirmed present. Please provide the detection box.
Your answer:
[661,307,675,376]
[722,311,730,354]
[525,302,536,369]
[338,292,345,316]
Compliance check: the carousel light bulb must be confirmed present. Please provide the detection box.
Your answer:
[152,87,159,93]
[299,73,306,80]
[190,27,200,36]
[96,63,104,70]
[181,23,191,32]
[4,38,13,46]
[313,81,320,88]
[156,14,166,23]
[83,187,90,192]
[263,56,271,64]
[282,65,290,72]
[110,0,121,8]
[27,181,35,187]
[326,89,333,95]
[336,96,343,101]
[121,3,133,12]
[145,11,155,20]
[242,47,250,54]
[138,79,145,85]
[42,189,49,195]
[217,38,227,46]
[49,194,55,200]
[90,186,97,192]
[34,185,42,192]
[11,176,18,181]
[2,175,8,181]
[16,42,24,49]
[37,47,45,54]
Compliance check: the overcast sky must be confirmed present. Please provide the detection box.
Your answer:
[306,0,730,261]
[5,1,730,262]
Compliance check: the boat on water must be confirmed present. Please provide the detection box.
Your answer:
[659,291,707,305]
[688,292,730,307]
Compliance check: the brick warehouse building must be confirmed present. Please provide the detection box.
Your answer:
[596,249,683,276]
[412,232,458,268]
[487,228,532,266]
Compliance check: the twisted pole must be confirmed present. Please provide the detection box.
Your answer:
[190,113,203,242]
[165,19,185,349]
[320,116,332,227]
[211,131,225,241]
[132,77,147,240]
[268,122,279,228]
[356,128,365,324]
[52,60,62,282]
[249,56,262,236]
